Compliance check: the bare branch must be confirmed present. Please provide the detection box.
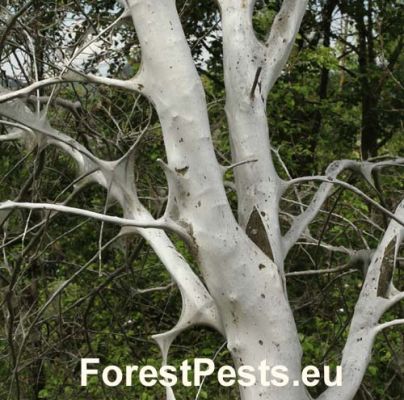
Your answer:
[318,200,404,400]
[284,175,404,228]
[0,78,63,103]
[286,264,352,277]
[389,291,404,307]
[135,283,175,295]
[375,319,404,333]
[218,0,308,268]
[263,0,309,93]
[0,200,177,232]
[65,70,145,94]
[283,158,404,253]
[0,88,224,375]
[0,0,34,58]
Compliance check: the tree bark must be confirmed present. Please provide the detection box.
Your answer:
[0,1,403,399]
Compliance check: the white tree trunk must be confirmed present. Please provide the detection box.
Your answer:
[0,1,403,399]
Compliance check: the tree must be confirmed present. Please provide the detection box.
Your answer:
[337,0,403,160]
[0,1,403,399]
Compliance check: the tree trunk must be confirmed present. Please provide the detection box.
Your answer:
[355,0,380,160]
[0,1,403,400]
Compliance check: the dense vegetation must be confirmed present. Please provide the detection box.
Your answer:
[0,1,403,399]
